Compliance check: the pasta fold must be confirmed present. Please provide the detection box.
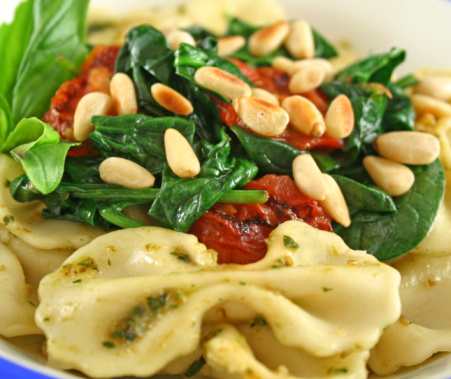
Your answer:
[36,221,401,378]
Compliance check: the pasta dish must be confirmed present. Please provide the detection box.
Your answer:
[1,0,451,378]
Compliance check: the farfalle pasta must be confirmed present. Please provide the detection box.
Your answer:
[0,0,450,378]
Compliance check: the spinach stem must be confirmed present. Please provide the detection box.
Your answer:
[71,187,268,204]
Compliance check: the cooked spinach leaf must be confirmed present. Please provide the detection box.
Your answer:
[116,25,224,143]
[90,114,195,174]
[334,160,445,261]
[229,125,339,175]
[334,47,405,86]
[149,130,258,232]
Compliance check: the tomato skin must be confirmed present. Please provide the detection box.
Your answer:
[189,175,333,264]
[219,59,344,151]
[42,45,121,156]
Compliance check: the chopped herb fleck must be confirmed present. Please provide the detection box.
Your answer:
[77,257,99,271]
[72,279,82,284]
[102,341,115,348]
[108,258,111,266]
[184,357,205,377]
[322,287,333,292]
[147,293,168,312]
[283,235,299,249]
[3,215,14,225]
[28,301,36,307]
[239,281,247,286]
[251,316,267,328]
[213,329,223,336]
[43,317,50,322]
[271,265,281,269]
[328,367,348,374]
[170,251,192,263]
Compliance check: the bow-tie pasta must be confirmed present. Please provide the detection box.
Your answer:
[36,221,401,379]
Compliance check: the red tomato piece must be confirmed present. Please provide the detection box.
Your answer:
[42,45,121,156]
[189,174,333,264]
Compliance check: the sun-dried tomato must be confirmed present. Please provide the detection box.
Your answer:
[42,45,121,156]
[189,175,332,264]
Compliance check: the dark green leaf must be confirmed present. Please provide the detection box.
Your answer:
[90,114,195,174]
[335,160,445,261]
[230,125,339,175]
[332,175,396,213]
[382,83,415,132]
[149,131,258,232]
[312,28,337,59]
[334,48,405,86]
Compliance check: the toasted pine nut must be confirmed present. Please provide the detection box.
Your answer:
[217,35,246,57]
[415,76,451,102]
[164,128,200,178]
[99,157,155,189]
[289,64,326,94]
[281,95,326,137]
[73,92,113,142]
[151,83,193,116]
[319,174,351,227]
[363,156,414,197]
[110,73,138,116]
[251,88,279,106]
[166,29,195,51]
[284,20,315,59]
[248,21,290,57]
[233,96,289,137]
[272,57,332,78]
[373,131,440,165]
[194,66,252,101]
[292,154,329,200]
[324,94,355,138]
[411,94,451,118]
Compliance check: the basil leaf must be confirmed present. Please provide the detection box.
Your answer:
[0,94,13,144]
[12,0,89,122]
[22,142,75,194]
[335,160,446,261]
[0,0,34,104]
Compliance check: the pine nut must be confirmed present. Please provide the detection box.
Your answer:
[363,156,414,197]
[110,73,138,116]
[288,64,326,93]
[319,174,351,227]
[415,75,451,102]
[272,57,332,79]
[151,83,193,116]
[324,94,355,138]
[217,35,246,57]
[411,94,451,118]
[373,131,440,165]
[284,20,315,59]
[251,88,279,106]
[194,66,252,101]
[248,21,290,57]
[281,95,326,137]
[164,128,201,178]
[73,92,113,142]
[292,154,329,200]
[233,96,289,137]
[166,29,195,51]
[99,157,155,189]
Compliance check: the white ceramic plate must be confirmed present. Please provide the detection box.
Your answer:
[1,0,451,378]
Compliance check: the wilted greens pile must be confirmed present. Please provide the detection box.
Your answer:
[0,0,445,262]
